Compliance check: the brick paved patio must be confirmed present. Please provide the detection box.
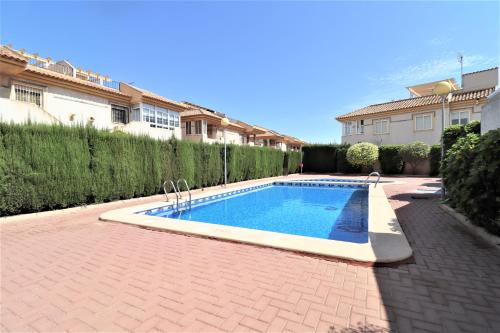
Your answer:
[1,176,500,332]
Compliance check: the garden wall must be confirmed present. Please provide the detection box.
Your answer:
[0,123,300,216]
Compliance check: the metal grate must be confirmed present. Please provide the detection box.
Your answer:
[14,84,43,107]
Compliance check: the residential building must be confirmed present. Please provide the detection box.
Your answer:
[0,45,188,140]
[337,67,498,145]
[0,45,306,147]
[481,90,500,134]
[180,102,247,144]
[180,102,305,150]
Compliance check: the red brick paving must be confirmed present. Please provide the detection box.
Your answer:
[1,176,500,332]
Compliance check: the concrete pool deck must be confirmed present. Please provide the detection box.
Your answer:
[1,175,500,332]
[99,177,412,264]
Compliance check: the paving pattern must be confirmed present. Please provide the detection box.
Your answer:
[1,176,500,332]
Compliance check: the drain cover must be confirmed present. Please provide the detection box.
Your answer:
[325,206,338,211]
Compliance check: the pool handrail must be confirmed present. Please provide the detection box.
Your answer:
[364,172,381,187]
[177,179,192,211]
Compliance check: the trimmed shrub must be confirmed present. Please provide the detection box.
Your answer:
[302,145,337,173]
[0,123,295,216]
[429,144,441,176]
[399,141,430,174]
[378,145,403,174]
[284,151,301,175]
[346,143,379,168]
[464,120,480,135]
[464,129,500,235]
[443,130,499,235]
[442,120,480,153]
[336,144,361,174]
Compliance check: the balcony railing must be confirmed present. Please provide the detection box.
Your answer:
[28,58,119,90]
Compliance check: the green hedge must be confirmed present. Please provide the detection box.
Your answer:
[301,144,359,173]
[429,144,441,176]
[302,145,337,172]
[0,123,295,216]
[378,145,404,174]
[443,129,500,236]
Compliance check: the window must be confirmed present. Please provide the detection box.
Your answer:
[156,107,169,128]
[374,119,390,134]
[343,121,354,135]
[111,105,129,124]
[414,113,433,131]
[14,83,43,107]
[195,120,202,135]
[131,106,141,122]
[356,120,364,134]
[185,121,192,135]
[143,104,155,124]
[450,110,470,126]
[173,113,180,128]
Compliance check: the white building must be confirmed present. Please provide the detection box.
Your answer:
[337,67,498,145]
[0,45,188,140]
[0,45,305,147]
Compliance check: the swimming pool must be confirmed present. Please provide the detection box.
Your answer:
[101,178,413,263]
[144,183,368,243]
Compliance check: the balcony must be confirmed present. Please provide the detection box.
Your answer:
[28,58,120,90]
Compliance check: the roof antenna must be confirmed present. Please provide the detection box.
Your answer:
[457,53,463,88]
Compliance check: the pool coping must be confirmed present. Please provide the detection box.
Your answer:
[99,179,413,264]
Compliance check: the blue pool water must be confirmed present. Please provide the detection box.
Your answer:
[146,184,368,243]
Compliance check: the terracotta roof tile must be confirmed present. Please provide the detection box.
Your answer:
[336,87,495,120]
[0,46,28,63]
[133,86,188,108]
[25,65,129,96]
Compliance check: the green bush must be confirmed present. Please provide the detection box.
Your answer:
[399,141,430,174]
[464,120,481,135]
[378,145,403,174]
[0,123,295,216]
[336,144,361,173]
[346,142,378,168]
[464,130,500,235]
[284,151,301,175]
[302,145,337,173]
[429,144,441,176]
[443,130,499,235]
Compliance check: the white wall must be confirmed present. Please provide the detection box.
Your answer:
[481,90,500,134]
[0,80,114,128]
[123,121,180,141]
[0,75,183,140]
[462,68,498,91]
[341,105,482,145]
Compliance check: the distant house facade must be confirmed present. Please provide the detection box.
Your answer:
[337,68,498,145]
[0,45,305,147]
[0,46,188,140]
[180,102,248,145]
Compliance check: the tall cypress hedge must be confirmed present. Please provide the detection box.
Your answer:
[0,123,300,216]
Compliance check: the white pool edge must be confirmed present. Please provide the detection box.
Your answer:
[99,180,413,264]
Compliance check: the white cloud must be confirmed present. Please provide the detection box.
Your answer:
[372,53,497,86]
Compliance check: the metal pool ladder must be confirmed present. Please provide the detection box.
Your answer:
[163,180,191,213]
[177,179,192,211]
[364,172,381,187]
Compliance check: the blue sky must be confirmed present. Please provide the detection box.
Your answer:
[1,1,498,143]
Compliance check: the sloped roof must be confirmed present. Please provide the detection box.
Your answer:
[132,86,188,109]
[336,87,495,121]
[25,65,129,96]
[0,45,28,63]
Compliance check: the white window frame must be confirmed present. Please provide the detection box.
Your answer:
[12,81,45,108]
[414,113,433,131]
[374,118,390,135]
[356,120,364,134]
[450,110,470,126]
[343,121,354,136]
